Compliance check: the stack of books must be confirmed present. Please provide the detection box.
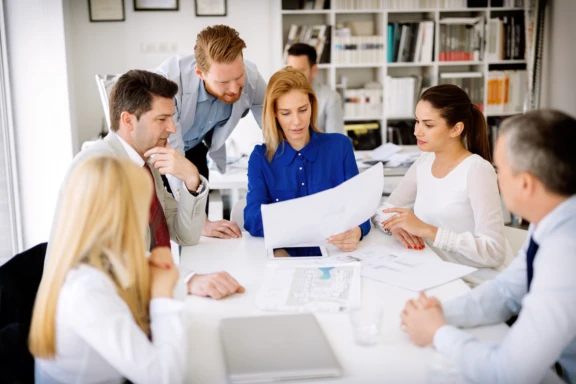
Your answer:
[439,72,484,110]
[384,76,422,118]
[344,89,383,118]
[439,17,485,61]
[387,21,435,63]
[485,15,525,61]
[486,70,527,114]
[332,36,385,64]
[283,24,331,64]
[282,0,328,10]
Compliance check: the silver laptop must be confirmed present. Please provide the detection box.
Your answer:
[220,314,342,383]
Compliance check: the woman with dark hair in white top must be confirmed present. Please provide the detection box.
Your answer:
[372,84,513,284]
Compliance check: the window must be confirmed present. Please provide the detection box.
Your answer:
[0,2,22,262]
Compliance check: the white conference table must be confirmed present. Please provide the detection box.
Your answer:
[180,230,561,384]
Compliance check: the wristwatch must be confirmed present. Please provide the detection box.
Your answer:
[188,181,203,197]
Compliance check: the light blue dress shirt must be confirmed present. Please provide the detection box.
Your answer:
[433,195,576,384]
[182,81,232,151]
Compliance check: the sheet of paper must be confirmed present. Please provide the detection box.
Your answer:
[368,143,402,161]
[261,163,384,249]
[319,245,476,291]
[256,263,361,313]
[385,152,421,167]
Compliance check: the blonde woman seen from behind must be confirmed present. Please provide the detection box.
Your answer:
[372,84,513,284]
[30,156,186,384]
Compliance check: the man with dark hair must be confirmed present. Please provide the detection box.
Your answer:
[287,43,344,134]
[401,109,576,383]
[50,69,245,300]
[157,25,267,239]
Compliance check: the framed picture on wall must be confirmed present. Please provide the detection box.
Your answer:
[89,0,125,22]
[195,0,227,17]
[134,0,179,11]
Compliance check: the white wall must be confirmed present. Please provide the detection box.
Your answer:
[5,0,74,248]
[541,0,576,115]
[65,0,282,150]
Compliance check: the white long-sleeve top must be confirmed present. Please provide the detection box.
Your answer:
[35,265,187,384]
[372,152,513,283]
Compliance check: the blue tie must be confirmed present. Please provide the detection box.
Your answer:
[526,237,539,291]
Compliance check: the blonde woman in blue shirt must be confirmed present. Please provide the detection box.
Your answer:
[30,156,187,384]
[244,67,370,254]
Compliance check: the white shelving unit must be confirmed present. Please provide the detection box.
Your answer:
[280,1,527,143]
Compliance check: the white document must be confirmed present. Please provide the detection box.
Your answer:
[261,163,384,249]
[256,263,361,313]
[368,143,402,161]
[385,152,421,167]
[320,246,476,291]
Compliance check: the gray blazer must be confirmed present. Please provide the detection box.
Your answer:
[156,54,267,173]
[48,133,208,256]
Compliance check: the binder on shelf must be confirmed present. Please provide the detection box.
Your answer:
[387,24,394,63]
[345,121,382,151]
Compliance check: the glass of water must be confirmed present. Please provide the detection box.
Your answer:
[349,306,383,346]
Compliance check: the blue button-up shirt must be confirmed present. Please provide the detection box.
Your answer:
[434,195,576,384]
[244,129,371,246]
[182,81,232,151]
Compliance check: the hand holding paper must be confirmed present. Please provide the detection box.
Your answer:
[261,163,384,250]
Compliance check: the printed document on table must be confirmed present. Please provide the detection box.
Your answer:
[261,163,384,249]
[369,143,402,161]
[319,245,476,291]
[256,263,361,313]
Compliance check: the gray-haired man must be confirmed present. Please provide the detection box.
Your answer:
[401,110,576,384]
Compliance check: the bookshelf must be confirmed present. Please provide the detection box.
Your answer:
[280,0,527,146]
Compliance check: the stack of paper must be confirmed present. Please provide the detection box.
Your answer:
[368,143,402,161]
[319,245,476,291]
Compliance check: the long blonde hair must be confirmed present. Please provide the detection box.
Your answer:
[262,66,320,162]
[29,156,153,358]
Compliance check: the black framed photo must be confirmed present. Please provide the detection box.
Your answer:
[89,0,125,22]
[134,0,179,11]
[195,0,227,17]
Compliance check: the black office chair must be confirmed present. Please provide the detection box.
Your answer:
[0,242,47,384]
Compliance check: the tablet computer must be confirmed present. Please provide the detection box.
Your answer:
[267,246,329,259]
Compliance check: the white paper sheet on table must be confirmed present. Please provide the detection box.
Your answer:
[368,143,402,161]
[261,163,384,249]
[319,245,477,291]
[255,262,361,313]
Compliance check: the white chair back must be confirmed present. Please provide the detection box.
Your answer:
[503,226,528,256]
[94,74,121,131]
[230,198,247,230]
